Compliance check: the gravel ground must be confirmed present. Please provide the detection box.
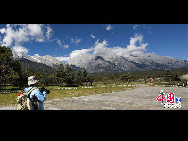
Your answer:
[0,86,187,110]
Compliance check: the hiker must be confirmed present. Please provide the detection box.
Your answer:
[24,76,47,110]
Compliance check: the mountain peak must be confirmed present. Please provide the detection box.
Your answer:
[13,53,62,68]
[34,54,40,57]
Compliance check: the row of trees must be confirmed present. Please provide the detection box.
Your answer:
[20,64,94,87]
[53,64,94,86]
[119,70,182,83]
[93,69,187,84]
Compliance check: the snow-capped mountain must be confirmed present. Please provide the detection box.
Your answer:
[67,53,188,73]
[13,52,188,73]
[13,53,62,68]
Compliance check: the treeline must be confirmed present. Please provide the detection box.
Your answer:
[92,68,188,83]
[16,63,94,87]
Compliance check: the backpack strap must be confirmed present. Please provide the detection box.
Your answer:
[27,87,37,96]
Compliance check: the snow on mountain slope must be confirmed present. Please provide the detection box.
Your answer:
[13,53,62,67]
[68,52,188,73]
[13,52,188,73]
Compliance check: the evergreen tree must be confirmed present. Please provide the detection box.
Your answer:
[0,46,13,86]
[0,45,23,87]
[87,74,94,86]
[120,72,131,83]
[75,70,83,85]
[64,64,74,86]
[54,64,66,86]
[164,70,173,82]
[11,60,24,88]
[82,68,88,83]
[46,74,56,86]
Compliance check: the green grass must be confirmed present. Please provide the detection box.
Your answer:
[46,84,135,100]
[0,92,18,106]
[0,83,135,106]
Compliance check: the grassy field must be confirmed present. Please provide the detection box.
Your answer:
[0,83,135,106]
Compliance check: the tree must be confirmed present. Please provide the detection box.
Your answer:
[64,64,74,86]
[22,66,35,77]
[46,74,56,86]
[120,72,131,84]
[74,70,83,85]
[87,74,94,86]
[54,64,66,86]
[82,68,88,83]
[173,73,180,81]
[164,70,173,82]
[0,45,23,87]
[0,46,13,86]
[10,60,24,88]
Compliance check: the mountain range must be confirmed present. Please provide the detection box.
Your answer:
[13,53,188,73]
[68,53,188,73]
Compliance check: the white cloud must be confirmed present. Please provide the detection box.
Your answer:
[69,48,94,59]
[62,44,69,49]
[90,34,96,39]
[0,24,45,47]
[27,24,43,36]
[56,39,63,46]
[66,34,149,60]
[0,28,6,34]
[71,37,81,45]
[133,24,140,30]
[92,40,111,56]
[92,34,148,57]
[46,25,53,40]
[12,45,28,57]
[106,24,113,31]
[115,34,148,57]
[0,24,52,56]
[133,24,152,34]
[56,39,69,49]
[1,25,16,46]
[55,56,70,62]
[128,34,147,52]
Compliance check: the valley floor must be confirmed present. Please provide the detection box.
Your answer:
[0,86,187,110]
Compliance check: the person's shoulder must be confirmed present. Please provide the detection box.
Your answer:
[24,87,30,92]
[24,86,36,92]
[32,88,41,93]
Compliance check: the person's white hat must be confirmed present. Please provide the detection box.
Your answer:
[28,76,39,86]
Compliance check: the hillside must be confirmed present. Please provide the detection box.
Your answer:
[20,58,56,75]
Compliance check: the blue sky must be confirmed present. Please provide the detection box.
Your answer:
[0,24,187,61]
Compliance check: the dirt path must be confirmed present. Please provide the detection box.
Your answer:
[0,86,187,110]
